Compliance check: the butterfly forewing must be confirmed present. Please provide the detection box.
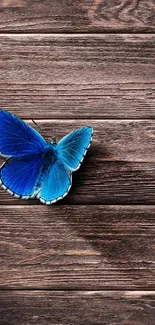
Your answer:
[0,110,46,157]
[56,126,93,171]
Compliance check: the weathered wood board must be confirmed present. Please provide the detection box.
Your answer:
[0,34,154,119]
[0,0,154,32]
[1,119,155,205]
[0,290,155,325]
[0,205,155,289]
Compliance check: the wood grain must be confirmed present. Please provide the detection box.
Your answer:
[0,290,155,325]
[1,119,155,205]
[0,34,154,119]
[0,0,154,32]
[2,161,155,205]
[0,205,155,289]
[0,1,154,322]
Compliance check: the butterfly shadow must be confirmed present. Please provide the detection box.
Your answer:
[46,145,153,266]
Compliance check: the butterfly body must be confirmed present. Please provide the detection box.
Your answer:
[32,144,59,194]
[0,110,93,204]
[42,143,57,167]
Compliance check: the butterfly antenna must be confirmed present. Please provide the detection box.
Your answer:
[32,119,46,138]
[32,119,56,144]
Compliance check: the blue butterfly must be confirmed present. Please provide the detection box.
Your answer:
[0,110,93,204]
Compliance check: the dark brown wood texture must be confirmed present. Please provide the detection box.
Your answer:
[0,291,155,325]
[1,119,155,205]
[0,1,155,323]
[1,205,155,289]
[0,0,154,32]
[0,34,154,119]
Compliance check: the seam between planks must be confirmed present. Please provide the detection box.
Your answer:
[0,31,154,35]
[1,288,155,292]
[0,32,154,37]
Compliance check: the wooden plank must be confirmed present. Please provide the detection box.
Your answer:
[1,119,155,205]
[1,205,155,289]
[2,161,155,205]
[0,290,155,325]
[0,0,154,32]
[0,34,154,119]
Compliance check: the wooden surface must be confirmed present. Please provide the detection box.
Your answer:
[2,120,155,205]
[1,205,155,289]
[0,0,154,32]
[0,291,155,325]
[0,34,154,119]
[0,1,155,324]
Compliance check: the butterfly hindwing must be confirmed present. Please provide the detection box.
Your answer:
[37,159,71,205]
[0,153,44,198]
[56,126,93,171]
[0,110,46,157]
